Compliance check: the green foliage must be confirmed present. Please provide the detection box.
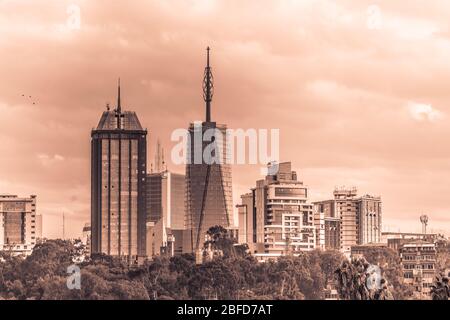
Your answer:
[430,274,449,300]
[352,246,412,299]
[436,241,450,274]
[1,239,420,300]
[334,247,416,301]
[0,240,150,300]
[204,225,248,259]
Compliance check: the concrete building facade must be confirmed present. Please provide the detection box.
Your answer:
[146,170,185,257]
[0,195,42,255]
[314,188,382,254]
[236,193,254,248]
[314,211,341,250]
[381,232,438,252]
[238,162,316,259]
[400,241,437,299]
[357,195,382,245]
[82,223,91,256]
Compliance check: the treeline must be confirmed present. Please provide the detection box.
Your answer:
[0,239,344,300]
[0,233,421,300]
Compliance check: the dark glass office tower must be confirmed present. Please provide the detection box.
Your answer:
[91,81,147,261]
[185,48,233,253]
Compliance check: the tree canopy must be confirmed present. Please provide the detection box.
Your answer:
[0,235,424,300]
[0,238,351,300]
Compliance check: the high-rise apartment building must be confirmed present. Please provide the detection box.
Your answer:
[357,194,382,244]
[91,81,147,262]
[146,170,185,256]
[0,195,42,255]
[314,188,382,254]
[185,48,234,254]
[334,188,359,252]
[238,162,316,259]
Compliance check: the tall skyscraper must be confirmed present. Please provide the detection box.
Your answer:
[91,81,147,261]
[238,162,316,259]
[0,194,42,255]
[185,48,234,253]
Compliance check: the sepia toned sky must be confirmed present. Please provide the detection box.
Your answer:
[1,0,450,238]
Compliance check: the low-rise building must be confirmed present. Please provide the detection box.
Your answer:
[324,286,339,300]
[444,268,450,278]
[350,243,388,259]
[381,232,438,252]
[82,223,91,256]
[146,220,175,259]
[400,241,437,299]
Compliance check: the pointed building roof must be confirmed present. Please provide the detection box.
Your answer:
[94,80,144,131]
[95,111,143,131]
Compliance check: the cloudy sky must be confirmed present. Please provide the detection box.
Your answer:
[1,0,450,238]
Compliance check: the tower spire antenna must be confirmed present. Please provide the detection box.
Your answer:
[117,78,121,114]
[115,78,124,129]
[202,47,214,122]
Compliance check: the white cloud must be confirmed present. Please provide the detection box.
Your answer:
[407,102,442,122]
[37,153,65,166]
[387,16,438,40]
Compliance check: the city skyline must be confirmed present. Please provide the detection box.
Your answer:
[2,1,450,239]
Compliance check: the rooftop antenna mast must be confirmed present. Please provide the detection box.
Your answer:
[420,215,429,234]
[162,147,166,171]
[155,139,163,173]
[115,78,124,129]
[117,78,121,114]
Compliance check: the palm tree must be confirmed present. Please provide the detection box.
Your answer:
[335,257,393,300]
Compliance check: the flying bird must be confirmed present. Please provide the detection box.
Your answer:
[20,93,38,105]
